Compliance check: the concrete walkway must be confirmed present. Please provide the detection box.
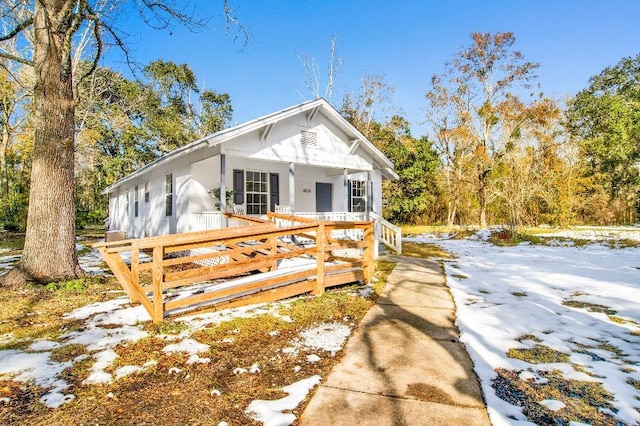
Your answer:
[300,255,491,426]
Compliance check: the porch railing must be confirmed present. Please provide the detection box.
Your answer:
[370,212,402,255]
[191,211,223,230]
[194,209,402,255]
[272,207,401,255]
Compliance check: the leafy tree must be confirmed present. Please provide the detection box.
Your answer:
[341,83,441,224]
[382,118,442,223]
[0,0,244,286]
[74,61,233,227]
[567,53,640,222]
[425,32,539,227]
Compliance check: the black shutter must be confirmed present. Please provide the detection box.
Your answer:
[269,173,280,211]
[233,169,244,205]
[347,180,352,212]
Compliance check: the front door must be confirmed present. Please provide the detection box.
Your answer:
[316,183,332,212]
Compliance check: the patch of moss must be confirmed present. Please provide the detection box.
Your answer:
[507,345,570,364]
[597,342,627,359]
[45,279,87,292]
[608,316,639,329]
[517,233,544,245]
[606,238,640,249]
[144,320,190,336]
[563,300,617,316]
[50,344,87,363]
[516,334,542,343]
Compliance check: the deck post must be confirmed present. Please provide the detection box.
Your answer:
[152,245,164,323]
[366,170,372,222]
[131,248,140,303]
[364,223,375,284]
[220,153,227,212]
[289,162,295,214]
[313,222,326,295]
[343,168,349,211]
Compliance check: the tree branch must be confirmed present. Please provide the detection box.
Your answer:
[0,51,33,66]
[223,0,249,50]
[0,16,33,42]
[77,2,103,82]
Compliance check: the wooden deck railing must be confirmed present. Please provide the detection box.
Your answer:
[94,212,374,323]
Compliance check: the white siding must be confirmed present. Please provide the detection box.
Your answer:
[107,107,388,237]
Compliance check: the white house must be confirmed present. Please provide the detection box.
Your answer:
[104,98,401,252]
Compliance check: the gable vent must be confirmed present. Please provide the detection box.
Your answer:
[300,130,317,147]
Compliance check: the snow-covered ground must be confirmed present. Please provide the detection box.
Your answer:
[410,230,640,425]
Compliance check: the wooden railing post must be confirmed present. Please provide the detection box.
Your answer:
[364,223,375,284]
[130,248,140,304]
[313,222,325,295]
[152,245,164,323]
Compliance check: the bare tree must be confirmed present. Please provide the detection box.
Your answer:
[298,35,343,104]
[341,73,395,140]
[0,0,245,287]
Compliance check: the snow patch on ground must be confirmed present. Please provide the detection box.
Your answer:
[298,322,351,356]
[0,350,73,408]
[246,375,321,426]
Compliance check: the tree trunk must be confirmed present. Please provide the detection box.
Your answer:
[1,1,83,286]
[478,178,488,228]
[0,126,8,197]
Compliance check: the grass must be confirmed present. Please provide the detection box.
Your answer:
[501,334,638,424]
[0,276,124,349]
[0,258,396,425]
[562,300,617,316]
[402,241,453,259]
[401,224,476,240]
[493,368,620,425]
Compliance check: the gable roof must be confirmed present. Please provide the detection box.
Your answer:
[104,98,397,193]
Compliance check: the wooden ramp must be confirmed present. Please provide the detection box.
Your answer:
[94,212,374,323]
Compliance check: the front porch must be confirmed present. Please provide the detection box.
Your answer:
[190,208,402,256]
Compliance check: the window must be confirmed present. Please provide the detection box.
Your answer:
[245,171,268,214]
[144,182,150,203]
[165,174,173,216]
[134,185,139,217]
[125,188,130,216]
[350,180,366,213]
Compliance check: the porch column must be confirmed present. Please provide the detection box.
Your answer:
[366,171,372,221]
[289,162,295,213]
[343,169,349,212]
[220,154,226,212]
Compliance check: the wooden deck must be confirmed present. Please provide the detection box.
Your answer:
[94,212,375,323]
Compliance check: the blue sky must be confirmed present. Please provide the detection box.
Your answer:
[110,0,640,137]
